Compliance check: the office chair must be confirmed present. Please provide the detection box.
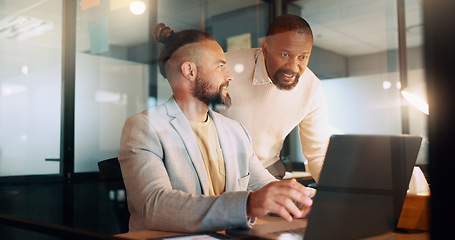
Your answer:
[98,157,130,233]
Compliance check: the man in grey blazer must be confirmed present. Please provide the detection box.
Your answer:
[118,24,314,233]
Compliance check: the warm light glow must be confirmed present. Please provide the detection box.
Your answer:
[382,81,391,89]
[129,1,146,15]
[1,84,27,96]
[234,63,244,73]
[401,90,429,115]
[95,90,127,105]
[21,65,29,75]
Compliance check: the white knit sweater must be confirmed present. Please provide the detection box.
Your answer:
[220,48,330,182]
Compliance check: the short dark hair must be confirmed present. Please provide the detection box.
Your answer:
[153,24,215,78]
[266,14,313,38]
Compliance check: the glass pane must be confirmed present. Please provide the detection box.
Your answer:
[289,0,426,164]
[404,0,427,164]
[155,0,267,105]
[155,0,206,105]
[291,0,402,133]
[75,0,149,172]
[0,0,62,176]
[73,0,269,172]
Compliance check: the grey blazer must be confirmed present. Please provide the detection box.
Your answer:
[118,97,275,232]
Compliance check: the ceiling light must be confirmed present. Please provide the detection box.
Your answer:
[22,65,29,75]
[382,81,391,89]
[129,1,146,15]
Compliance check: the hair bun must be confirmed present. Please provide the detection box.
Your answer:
[153,23,175,43]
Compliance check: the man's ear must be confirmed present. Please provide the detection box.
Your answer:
[181,61,197,81]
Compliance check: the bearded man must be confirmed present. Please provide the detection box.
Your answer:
[118,24,314,233]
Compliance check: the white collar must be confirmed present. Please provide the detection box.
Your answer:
[252,49,273,85]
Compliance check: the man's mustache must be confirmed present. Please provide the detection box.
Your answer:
[278,69,298,76]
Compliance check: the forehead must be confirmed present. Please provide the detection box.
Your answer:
[267,31,313,52]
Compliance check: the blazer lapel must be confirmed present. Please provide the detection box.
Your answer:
[165,98,210,195]
[209,110,240,191]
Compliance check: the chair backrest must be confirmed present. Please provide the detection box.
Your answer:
[98,157,130,233]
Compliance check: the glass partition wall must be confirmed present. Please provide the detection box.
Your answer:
[73,0,268,173]
[0,1,64,239]
[286,0,427,166]
[74,0,150,172]
[0,0,426,238]
[0,0,62,176]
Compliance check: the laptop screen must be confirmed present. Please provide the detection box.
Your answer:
[305,134,422,239]
[226,134,422,240]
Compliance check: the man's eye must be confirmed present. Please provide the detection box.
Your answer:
[281,53,289,58]
[299,56,308,60]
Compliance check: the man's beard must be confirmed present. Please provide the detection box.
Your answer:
[272,68,300,91]
[192,71,231,108]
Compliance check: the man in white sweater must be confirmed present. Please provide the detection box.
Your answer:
[220,14,330,181]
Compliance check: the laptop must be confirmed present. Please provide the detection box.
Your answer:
[226,134,423,240]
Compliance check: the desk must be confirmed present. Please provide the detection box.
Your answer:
[115,215,429,240]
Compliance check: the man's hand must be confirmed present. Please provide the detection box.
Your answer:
[247,179,313,222]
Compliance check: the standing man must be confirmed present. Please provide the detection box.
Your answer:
[220,14,330,181]
[118,24,313,233]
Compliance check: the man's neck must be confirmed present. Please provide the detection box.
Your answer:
[174,96,209,122]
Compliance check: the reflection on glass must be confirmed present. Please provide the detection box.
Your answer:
[0,0,62,176]
[75,0,149,172]
[401,81,429,115]
[287,0,426,164]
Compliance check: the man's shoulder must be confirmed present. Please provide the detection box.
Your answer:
[302,67,318,79]
[125,103,168,125]
[299,67,322,87]
[211,110,248,134]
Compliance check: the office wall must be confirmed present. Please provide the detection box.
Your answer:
[210,3,269,51]
[0,49,148,175]
[348,46,424,76]
[74,53,148,172]
[0,40,61,176]
[290,52,426,164]
[309,47,348,79]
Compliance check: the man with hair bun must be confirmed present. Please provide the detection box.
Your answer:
[220,14,330,181]
[118,23,314,233]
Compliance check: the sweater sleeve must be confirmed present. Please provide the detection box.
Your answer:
[298,79,330,183]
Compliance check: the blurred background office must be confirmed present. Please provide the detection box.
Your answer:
[1,0,452,239]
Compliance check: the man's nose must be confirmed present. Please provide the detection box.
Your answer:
[225,65,233,81]
[286,58,299,72]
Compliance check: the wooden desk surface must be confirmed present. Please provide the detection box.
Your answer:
[115,215,429,240]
